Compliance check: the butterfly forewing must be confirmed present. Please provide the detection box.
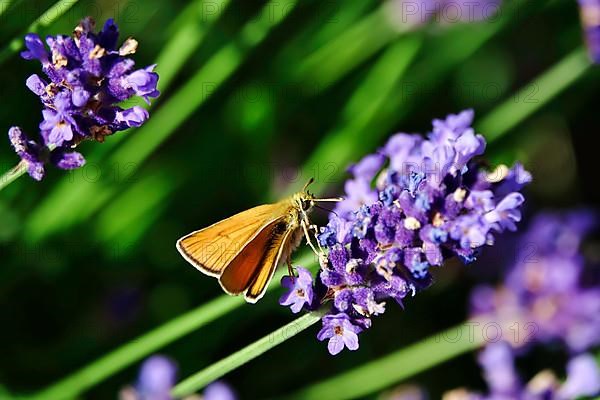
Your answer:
[176,202,290,276]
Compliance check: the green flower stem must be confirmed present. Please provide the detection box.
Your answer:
[478,46,591,141]
[24,0,298,243]
[0,0,81,65]
[171,311,326,398]
[0,161,27,192]
[289,322,486,400]
[28,252,316,400]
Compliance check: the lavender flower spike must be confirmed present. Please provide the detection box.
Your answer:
[470,210,600,352]
[444,342,600,399]
[280,110,530,355]
[8,17,160,181]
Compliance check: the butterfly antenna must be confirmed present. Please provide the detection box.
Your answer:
[303,177,315,192]
[314,204,338,216]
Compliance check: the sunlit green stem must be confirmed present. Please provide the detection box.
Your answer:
[0,0,81,65]
[171,311,325,398]
[0,161,27,192]
[289,322,485,400]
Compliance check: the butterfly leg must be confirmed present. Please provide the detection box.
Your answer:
[301,218,321,257]
[286,255,296,277]
[309,223,324,252]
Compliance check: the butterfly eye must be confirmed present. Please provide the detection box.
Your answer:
[301,199,312,211]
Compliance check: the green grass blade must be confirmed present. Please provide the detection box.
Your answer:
[28,252,316,399]
[477,46,591,141]
[23,0,297,243]
[289,322,485,400]
[171,311,325,398]
[0,0,82,65]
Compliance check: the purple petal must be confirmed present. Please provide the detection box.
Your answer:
[137,355,177,396]
[72,87,90,107]
[342,329,359,351]
[317,325,333,341]
[116,106,149,128]
[327,336,345,355]
[27,162,46,181]
[99,18,119,50]
[204,381,237,400]
[349,153,385,180]
[21,34,48,62]
[559,353,600,398]
[26,74,47,96]
[52,151,85,170]
[126,65,160,103]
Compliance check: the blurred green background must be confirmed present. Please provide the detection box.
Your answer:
[0,0,599,398]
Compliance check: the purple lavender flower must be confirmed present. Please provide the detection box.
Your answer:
[9,17,159,180]
[445,342,600,399]
[8,126,47,181]
[279,267,315,313]
[281,110,530,355]
[136,355,177,400]
[317,313,362,355]
[121,356,237,400]
[8,126,86,181]
[470,210,600,352]
[579,0,600,63]
[204,381,238,400]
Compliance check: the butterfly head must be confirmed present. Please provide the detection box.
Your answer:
[293,190,316,212]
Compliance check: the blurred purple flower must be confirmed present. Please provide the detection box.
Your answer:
[204,381,238,400]
[445,342,600,399]
[471,210,600,352]
[280,110,530,355]
[477,342,520,397]
[578,0,600,63]
[136,355,177,400]
[121,356,237,400]
[559,353,600,399]
[9,17,159,180]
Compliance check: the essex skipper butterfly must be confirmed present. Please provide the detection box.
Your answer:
[176,179,341,303]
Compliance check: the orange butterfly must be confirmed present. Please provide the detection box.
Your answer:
[176,179,340,303]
